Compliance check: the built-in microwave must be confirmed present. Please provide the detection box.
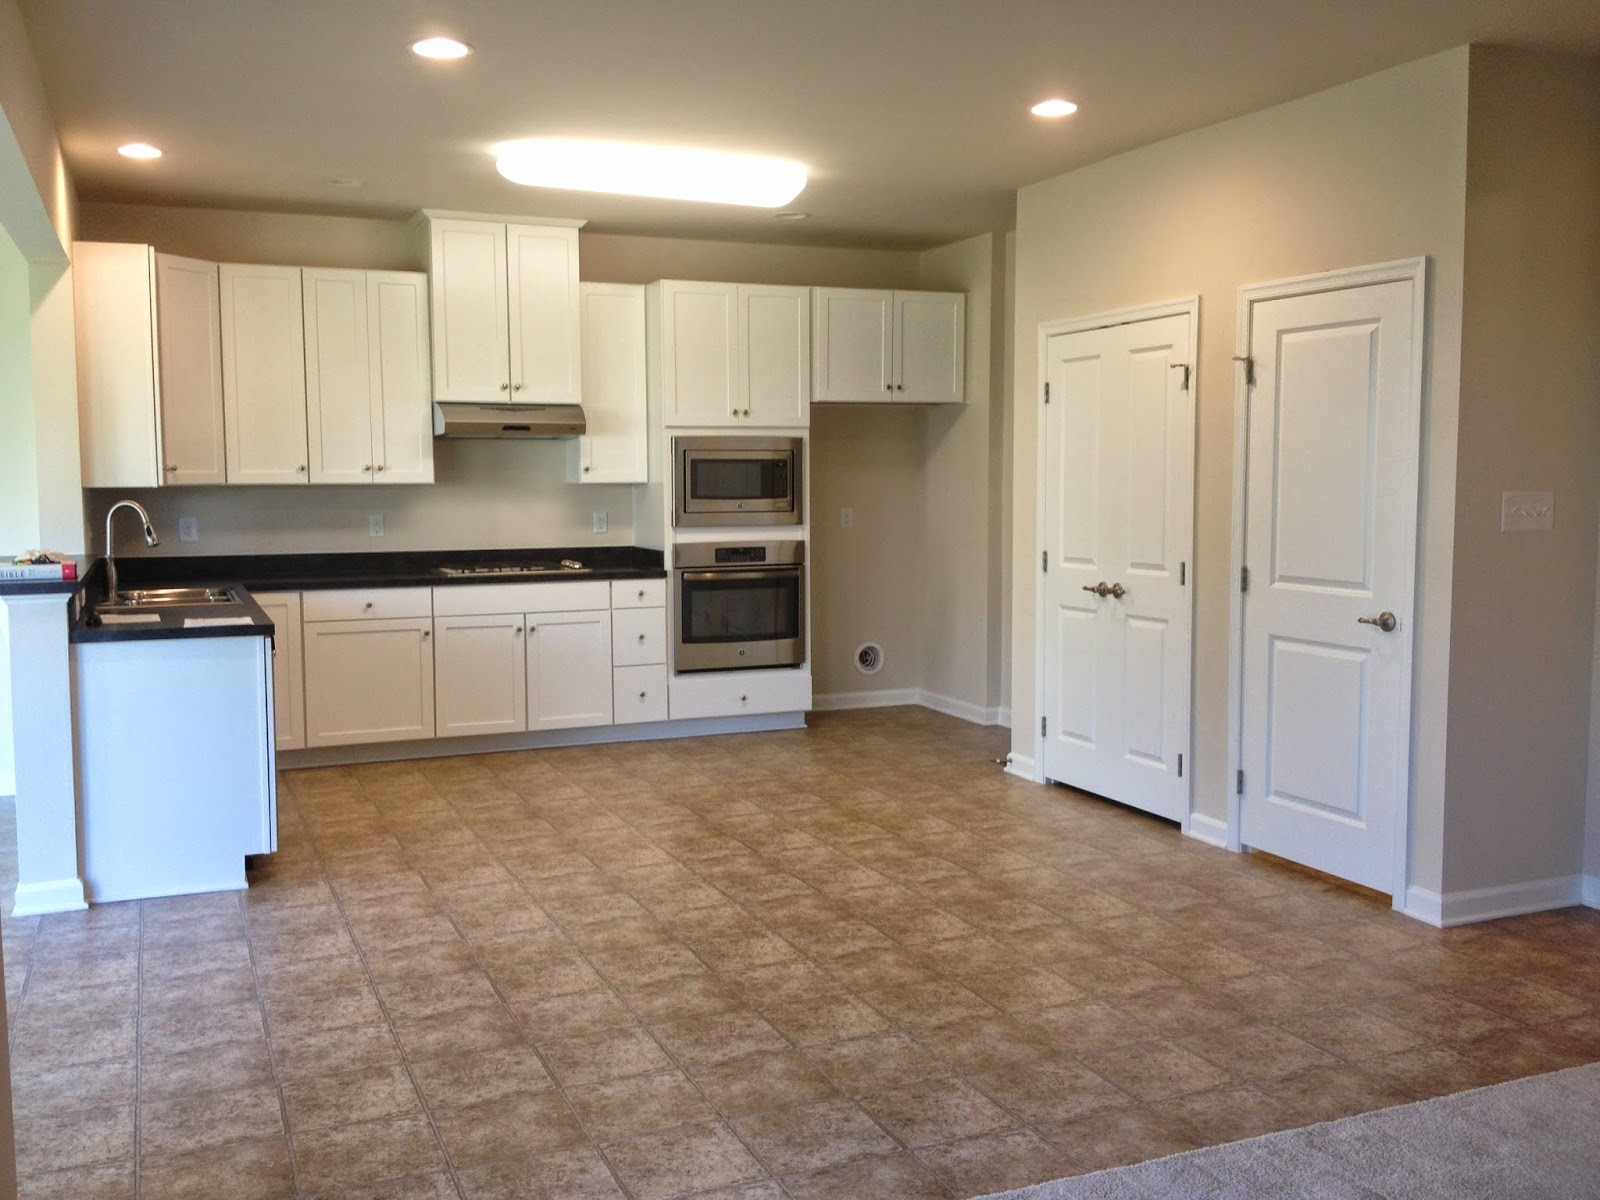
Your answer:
[674,436,802,527]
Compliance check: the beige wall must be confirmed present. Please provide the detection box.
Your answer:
[1011,50,1471,891]
[1443,47,1600,893]
[1589,517,1600,886]
[0,0,70,258]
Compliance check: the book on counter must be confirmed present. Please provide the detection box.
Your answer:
[0,555,78,581]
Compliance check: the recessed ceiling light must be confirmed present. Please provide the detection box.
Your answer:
[411,36,472,59]
[117,142,163,159]
[495,139,807,208]
[1030,98,1078,118]
[775,211,810,221]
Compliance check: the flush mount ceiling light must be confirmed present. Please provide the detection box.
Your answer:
[774,211,810,221]
[495,139,807,208]
[411,36,472,59]
[117,142,163,159]
[1030,98,1079,118]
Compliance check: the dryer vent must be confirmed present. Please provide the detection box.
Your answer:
[855,642,884,675]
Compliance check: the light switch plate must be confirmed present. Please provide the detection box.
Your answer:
[1501,491,1553,533]
[592,510,608,534]
[177,516,198,543]
[368,514,384,537]
[840,507,854,529]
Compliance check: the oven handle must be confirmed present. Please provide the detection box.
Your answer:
[679,569,801,583]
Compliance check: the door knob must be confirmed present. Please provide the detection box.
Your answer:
[1082,582,1111,597]
[1358,611,1398,633]
[1107,582,1126,599]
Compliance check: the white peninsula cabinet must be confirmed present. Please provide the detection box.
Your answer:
[303,269,434,484]
[221,263,310,483]
[73,243,227,487]
[253,591,305,751]
[812,288,965,405]
[425,215,583,406]
[303,588,435,746]
[650,281,810,427]
[569,283,648,484]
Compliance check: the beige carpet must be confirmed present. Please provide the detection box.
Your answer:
[979,1063,1600,1199]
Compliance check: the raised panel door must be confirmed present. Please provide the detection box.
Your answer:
[739,284,810,426]
[303,268,373,484]
[430,219,510,403]
[507,222,581,405]
[812,288,892,404]
[660,281,737,426]
[369,271,434,484]
[154,253,226,485]
[220,264,309,483]
[303,617,435,747]
[434,613,527,737]
[526,610,613,730]
[895,291,965,405]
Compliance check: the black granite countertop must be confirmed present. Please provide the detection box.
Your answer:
[0,557,92,598]
[72,584,276,644]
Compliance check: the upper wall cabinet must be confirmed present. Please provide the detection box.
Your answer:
[812,288,965,405]
[426,216,583,406]
[221,263,309,484]
[650,280,809,428]
[303,269,433,485]
[74,243,226,488]
[569,283,648,485]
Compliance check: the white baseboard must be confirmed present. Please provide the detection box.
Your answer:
[813,689,1008,727]
[1005,754,1043,783]
[1402,875,1585,927]
[1583,875,1599,909]
[1184,812,1230,849]
[12,877,88,917]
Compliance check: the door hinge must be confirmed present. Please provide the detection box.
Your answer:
[1177,753,1184,778]
[1233,355,1255,386]
[1171,363,1191,391]
[1240,565,1250,593]
[1041,715,1048,738]
[1236,768,1244,795]
[1179,561,1186,586]
[1043,382,1050,405]
[1042,550,1048,573]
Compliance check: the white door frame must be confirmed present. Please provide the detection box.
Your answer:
[1224,257,1428,904]
[1031,296,1200,828]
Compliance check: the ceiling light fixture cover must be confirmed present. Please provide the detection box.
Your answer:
[1030,98,1078,118]
[411,36,472,59]
[117,142,163,159]
[495,139,807,208]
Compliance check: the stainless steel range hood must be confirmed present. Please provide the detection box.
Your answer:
[431,402,587,439]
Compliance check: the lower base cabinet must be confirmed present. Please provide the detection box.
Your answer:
[253,591,305,750]
[668,667,813,720]
[435,613,528,737]
[304,617,435,746]
[528,610,613,730]
[613,664,669,724]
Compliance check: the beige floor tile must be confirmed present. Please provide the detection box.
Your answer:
[282,1063,423,1132]
[689,1049,839,1118]
[456,1145,625,1199]
[860,1078,1016,1148]
[810,1033,950,1096]
[916,1129,1078,1196]
[733,1096,899,1175]
[272,1022,405,1083]
[970,1058,1134,1125]
[138,1134,296,1200]
[569,1068,718,1144]
[541,1025,673,1087]
[14,1102,135,1174]
[302,1172,462,1200]
[291,1114,447,1189]
[393,1002,528,1061]
[781,1151,951,1200]
[514,988,637,1043]
[409,1044,554,1111]
[650,1009,791,1067]
[432,1089,587,1168]
[1036,1103,1200,1170]
[15,1158,136,1200]
[760,993,894,1046]
[138,1084,283,1157]
[602,1118,769,1200]
[10,1056,136,1116]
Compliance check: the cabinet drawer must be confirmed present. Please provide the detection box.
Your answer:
[303,587,432,622]
[612,607,666,666]
[668,668,812,721]
[610,578,666,609]
[433,580,612,617]
[614,665,668,724]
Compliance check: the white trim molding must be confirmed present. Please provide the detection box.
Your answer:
[1582,875,1599,909]
[11,877,88,917]
[1184,812,1230,850]
[1402,875,1585,927]
[1005,754,1043,783]
[813,690,1009,727]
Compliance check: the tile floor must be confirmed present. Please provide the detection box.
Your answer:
[3,707,1598,1199]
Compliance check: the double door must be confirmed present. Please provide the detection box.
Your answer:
[434,610,613,736]
[1040,310,1194,822]
[812,288,965,405]
[655,281,810,427]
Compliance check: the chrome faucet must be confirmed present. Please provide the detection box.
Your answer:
[104,499,159,600]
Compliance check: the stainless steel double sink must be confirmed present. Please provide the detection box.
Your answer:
[98,585,243,611]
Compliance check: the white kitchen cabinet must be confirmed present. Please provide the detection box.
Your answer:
[426,215,582,406]
[304,268,432,485]
[304,614,435,746]
[221,263,309,483]
[611,606,666,667]
[73,242,226,488]
[613,664,668,724]
[653,281,809,428]
[434,612,528,737]
[569,283,648,484]
[812,288,965,405]
[253,591,305,751]
[668,667,813,721]
[526,609,613,730]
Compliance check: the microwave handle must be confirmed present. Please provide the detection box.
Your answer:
[680,569,801,583]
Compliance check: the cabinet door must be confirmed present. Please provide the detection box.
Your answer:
[435,613,527,737]
[303,268,373,484]
[304,617,435,746]
[72,242,161,488]
[430,219,510,403]
[526,610,613,730]
[253,591,305,751]
[659,281,738,426]
[812,288,894,404]
[570,283,647,484]
[507,222,582,406]
[154,253,226,485]
[369,271,434,484]
[895,291,965,406]
[221,264,309,483]
[739,285,810,426]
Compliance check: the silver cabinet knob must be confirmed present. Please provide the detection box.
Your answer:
[364,601,373,609]
[639,690,647,699]
[421,629,430,638]
[637,634,646,643]
[375,464,385,473]
[513,383,523,391]
[363,465,372,472]
[636,590,645,599]
[583,465,591,473]
[499,382,510,391]
[297,464,307,472]
[515,626,523,635]
[1358,611,1398,633]
[740,694,748,702]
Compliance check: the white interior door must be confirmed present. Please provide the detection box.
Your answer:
[1237,266,1423,893]
[1041,309,1194,822]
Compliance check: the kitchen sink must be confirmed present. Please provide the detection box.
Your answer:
[100,586,243,609]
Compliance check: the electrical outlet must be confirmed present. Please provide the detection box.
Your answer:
[840,507,854,529]
[592,510,608,534]
[177,516,198,543]
[368,514,384,538]
[1501,491,1553,533]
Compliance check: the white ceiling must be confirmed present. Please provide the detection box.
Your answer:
[20,0,1600,249]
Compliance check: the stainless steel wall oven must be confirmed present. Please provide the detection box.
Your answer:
[673,541,805,672]
[674,436,802,527]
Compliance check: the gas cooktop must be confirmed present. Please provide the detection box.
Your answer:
[436,560,590,577]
